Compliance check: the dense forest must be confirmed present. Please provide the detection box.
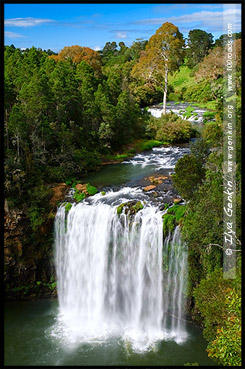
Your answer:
[4,22,241,366]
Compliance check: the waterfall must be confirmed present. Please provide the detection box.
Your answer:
[54,197,188,351]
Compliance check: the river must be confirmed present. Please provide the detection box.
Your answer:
[4,103,216,366]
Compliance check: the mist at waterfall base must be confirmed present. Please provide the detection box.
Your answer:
[53,187,188,353]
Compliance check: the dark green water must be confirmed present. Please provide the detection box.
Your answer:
[4,299,215,366]
[84,162,157,187]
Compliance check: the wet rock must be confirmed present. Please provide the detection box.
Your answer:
[50,183,69,207]
[148,175,168,184]
[117,200,144,216]
[173,198,182,204]
[143,185,156,192]
[75,183,89,195]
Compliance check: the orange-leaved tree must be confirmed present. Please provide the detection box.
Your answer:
[49,45,102,77]
[131,22,184,114]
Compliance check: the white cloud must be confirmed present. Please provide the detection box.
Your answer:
[5,31,25,38]
[135,8,241,32]
[94,46,101,51]
[5,17,54,27]
[116,32,127,39]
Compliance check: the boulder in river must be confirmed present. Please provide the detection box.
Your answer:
[143,185,156,192]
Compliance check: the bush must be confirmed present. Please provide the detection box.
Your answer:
[207,289,241,366]
[162,204,187,236]
[27,183,53,232]
[146,112,196,143]
[182,81,212,103]
[73,190,86,202]
[86,183,98,195]
[172,155,205,200]
[138,139,163,150]
[203,122,223,145]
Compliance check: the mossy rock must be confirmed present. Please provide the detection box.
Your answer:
[73,183,98,202]
[101,191,106,196]
[162,204,187,236]
[73,191,86,202]
[86,183,98,195]
[163,214,176,236]
[117,201,144,216]
[117,203,126,215]
[64,203,72,213]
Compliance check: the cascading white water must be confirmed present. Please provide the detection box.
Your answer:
[162,226,188,343]
[54,191,188,351]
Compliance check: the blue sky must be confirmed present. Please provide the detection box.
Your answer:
[4,3,241,52]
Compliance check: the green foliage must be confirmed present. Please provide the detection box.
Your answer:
[189,138,210,164]
[186,29,213,68]
[162,214,176,236]
[138,139,163,151]
[182,105,195,119]
[193,269,231,341]
[27,184,52,232]
[64,202,72,213]
[203,122,223,146]
[4,45,144,206]
[207,290,241,366]
[146,112,196,143]
[202,111,215,119]
[193,267,241,365]
[36,280,57,290]
[117,203,125,215]
[162,204,187,236]
[135,201,143,211]
[73,190,86,202]
[182,81,213,103]
[117,201,144,216]
[86,183,98,195]
[172,155,205,200]
[101,191,106,196]
[184,363,199,366]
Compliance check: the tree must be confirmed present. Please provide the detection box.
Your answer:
[214,32,241,47]
[101,41,118,62]
[131,22,184,114]
[207,289,241,366]
[172,154,206,200]
[50,45,102,77]
[195,46,224,81]
[186,29,213,68]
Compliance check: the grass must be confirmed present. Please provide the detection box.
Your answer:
[168,65,218,111]
[137,139,163,151]
[102,139,164,164]
[162,204,187,236]
[168,65,196,93]
[197,101,218,110]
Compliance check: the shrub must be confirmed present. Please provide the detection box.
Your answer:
[73,190,86,202]
[86,183,98,195]
[146,112,196,143]
[64,203,72,213]
[162,204,187,236]
[203,122,223,146]
[139,139,163,151]
[207,289,241,366]
[172,155,205,200]
[162,214,176,236]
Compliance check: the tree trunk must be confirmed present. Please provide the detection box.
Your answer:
[163,66,168,114]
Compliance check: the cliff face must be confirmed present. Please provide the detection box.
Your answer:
[4,184,68,301]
